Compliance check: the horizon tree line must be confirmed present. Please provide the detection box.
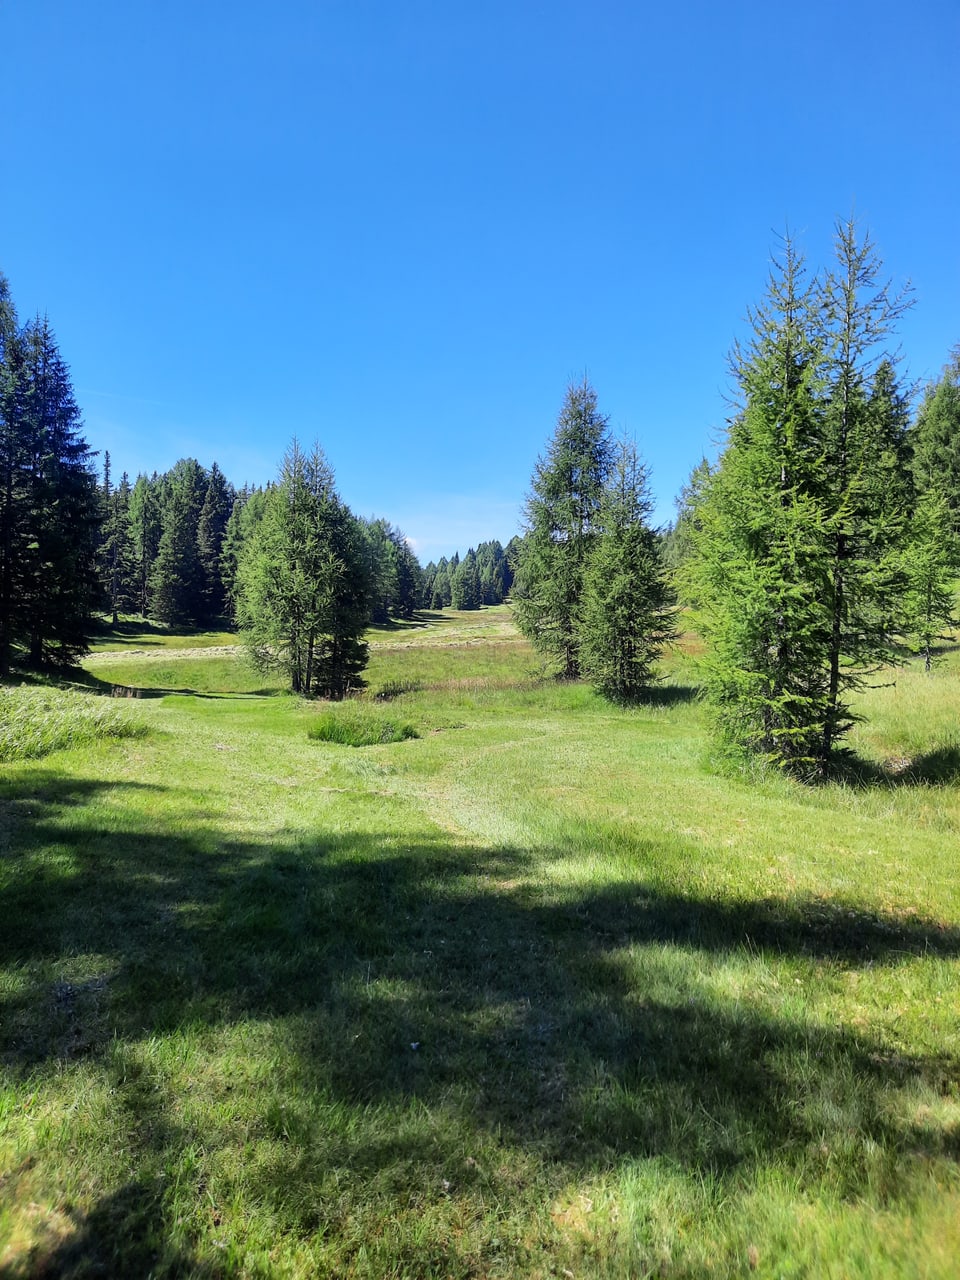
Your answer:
[2,251,959,769]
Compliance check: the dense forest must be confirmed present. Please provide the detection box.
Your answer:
[2,217,959,772]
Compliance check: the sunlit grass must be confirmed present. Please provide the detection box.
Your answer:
[0,686,145,763]
[1,609,958,1277]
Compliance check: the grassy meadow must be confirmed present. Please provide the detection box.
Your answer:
[1,606,959,1277]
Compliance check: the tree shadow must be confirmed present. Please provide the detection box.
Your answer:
[3,771,959,1269]
[831,743,960,788]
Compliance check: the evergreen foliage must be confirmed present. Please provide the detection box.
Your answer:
[197,462,234,622]
[149,458,206,626]
[577,439,677,700]
[513,378,612,677]
[688,225,913,775]
[97,455,137,623]
[236,441,370,698]
[899,486,958,671]
[451,549,481,610]
[0,282,100,672]
[911,345,960,539]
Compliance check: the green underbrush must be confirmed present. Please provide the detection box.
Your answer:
[1,610,958,1277]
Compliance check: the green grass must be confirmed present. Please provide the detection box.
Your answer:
[0,686,145,763]
[308,704,420,746]
[1,611,958,1277]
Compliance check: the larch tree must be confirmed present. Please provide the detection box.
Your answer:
[690,223,913,775]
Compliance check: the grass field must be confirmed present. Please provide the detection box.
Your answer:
[1,607,958,1277]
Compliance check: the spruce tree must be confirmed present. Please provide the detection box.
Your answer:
[98,457,137,623]
[197,462,234,623]
[577,438,676,700]
[19,316,100,666]
[0,274,26,675]
[451,549,481,610]
[128,473,162,617]
[513,378,612,677]
[150,459,206,625]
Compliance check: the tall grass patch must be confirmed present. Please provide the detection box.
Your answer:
[308,703,419,746]
[0,686,144,763]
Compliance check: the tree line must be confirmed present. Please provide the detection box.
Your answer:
[3,228,959,767]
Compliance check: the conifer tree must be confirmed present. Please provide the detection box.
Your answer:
[220,487,266,618]
[128,473,161,616]
[451,548,481,610]
[910,345,960,539]
[98,456,137,623]
[197,462,234,622]
[150,458,206,625]
[0,274,26,675]
[577,438,676,700]
[690,224,913,775]
[899,486,958,671]
[513,378,612,677]
[19,316,100,666]
[236,441,369,697]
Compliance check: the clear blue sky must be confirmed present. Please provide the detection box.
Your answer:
[2,1,958,563]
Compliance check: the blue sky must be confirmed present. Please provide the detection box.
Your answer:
[2,1,958,563]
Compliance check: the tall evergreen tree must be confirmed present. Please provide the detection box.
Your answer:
[220,486,266,619]
[236,441,369,697]
[150,458,206,625]
[577,438,677,700]
[817,222,913,760]
[0,274,27,675]
[19,316,101,666]
[197,461,234,622]
[690,225,913,775]
[98,456,137,623]
[513,378,612,677]
[899,486,958,672]
[451,548,481,610]
[128,473,162,616]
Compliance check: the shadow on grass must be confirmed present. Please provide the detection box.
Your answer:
[2,769,959,1271]
[831,742,960,788]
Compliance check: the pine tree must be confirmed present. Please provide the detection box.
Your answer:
[577,438,676,700]
[513,378,612,677]
[236,441,369,698]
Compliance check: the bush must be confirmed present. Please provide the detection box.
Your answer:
[308,706,419,747]
[0,686,145,763]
